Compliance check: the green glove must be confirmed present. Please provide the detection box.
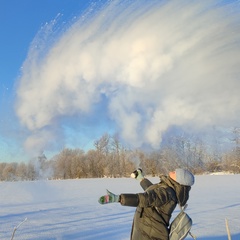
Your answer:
[130,168,144,181]
[98,189,120,204]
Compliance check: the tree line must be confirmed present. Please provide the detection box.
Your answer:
[1,129,240,181]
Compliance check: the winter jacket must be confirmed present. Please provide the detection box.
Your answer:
[119,175,191,240]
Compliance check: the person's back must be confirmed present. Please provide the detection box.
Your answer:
[129,177,178,240]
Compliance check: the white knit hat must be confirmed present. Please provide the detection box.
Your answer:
[175,169,195,186]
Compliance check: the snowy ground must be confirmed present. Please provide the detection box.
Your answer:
[0,174,240,240]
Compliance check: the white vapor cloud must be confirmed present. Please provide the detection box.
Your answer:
[16,0,240,152]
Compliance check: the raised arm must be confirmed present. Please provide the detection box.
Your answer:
[140,178,153,191]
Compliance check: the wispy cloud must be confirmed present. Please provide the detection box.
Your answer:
[16,0,240,152]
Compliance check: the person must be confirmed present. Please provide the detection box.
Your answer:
[98,168,195,240]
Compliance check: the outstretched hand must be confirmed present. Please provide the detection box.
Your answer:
[131,168,144,181]
[98,189,120,204]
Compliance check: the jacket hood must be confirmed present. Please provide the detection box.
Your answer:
[160,175,191,207]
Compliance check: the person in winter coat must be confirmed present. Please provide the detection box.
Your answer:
[98,168,194,240]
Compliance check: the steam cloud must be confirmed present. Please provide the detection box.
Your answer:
[16,0,240,152]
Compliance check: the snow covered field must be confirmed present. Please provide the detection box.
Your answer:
[1,174,240,240]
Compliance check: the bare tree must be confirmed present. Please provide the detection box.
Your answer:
[15,162,28,180]
[94,133,110,156]
[27,161,37,180]
[85,149,99,178]
[2,162,17,181]
[0,162,7,180]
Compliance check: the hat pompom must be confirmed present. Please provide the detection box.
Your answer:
[175,169,194,186]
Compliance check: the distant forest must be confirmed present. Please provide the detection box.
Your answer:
[1,128,240,181]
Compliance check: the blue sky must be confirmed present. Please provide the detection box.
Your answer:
[1,0,240,163]
[0,0,108,162]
